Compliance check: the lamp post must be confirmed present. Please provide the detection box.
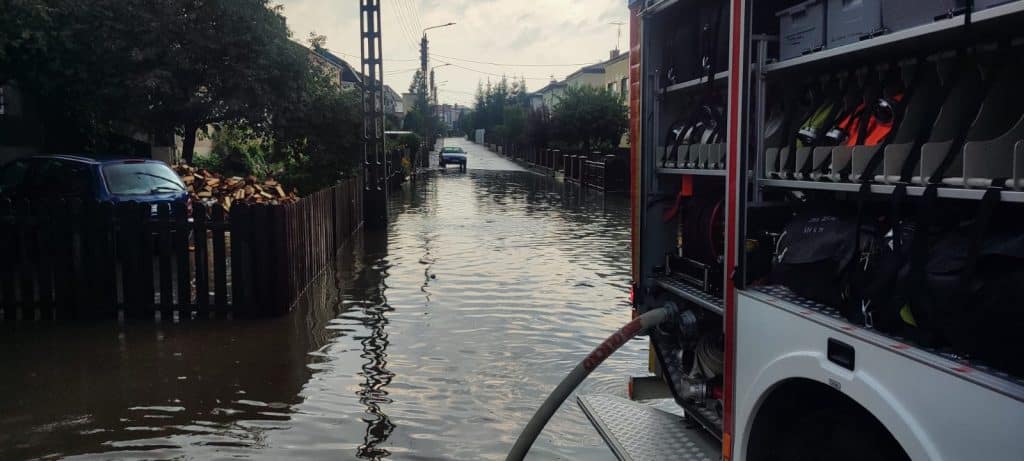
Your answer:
[430,63,451,104]
[420,22,456,100]
[419,22,455,152]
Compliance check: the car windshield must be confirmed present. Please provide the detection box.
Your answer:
[442,147,464,153]
[102,162,185,195]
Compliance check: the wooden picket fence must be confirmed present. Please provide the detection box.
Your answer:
[0,176,363,321]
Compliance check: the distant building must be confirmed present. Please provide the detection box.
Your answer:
[309,47,363,89]
[601,49,631,148]
[402,93,418,113]
[602,49,630,105]
[564,63,606,89]
[434,103,464,130]
[528,49,629,110]
[532,80,567,109]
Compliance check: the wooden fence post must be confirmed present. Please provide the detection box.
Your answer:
[230,203,250,314]
[0,198,14,320]
[15,199,34,319]
[35,201,54,319]
[194,203,209,313]
[157,202,173,318]
[212,205,228,309]
[173,202,190,309]
[271,205,289,315]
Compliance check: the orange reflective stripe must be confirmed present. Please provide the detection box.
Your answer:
[864,118,893,145]
[841,103,866,147]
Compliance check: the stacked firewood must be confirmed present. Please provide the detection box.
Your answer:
[172,164,299,211]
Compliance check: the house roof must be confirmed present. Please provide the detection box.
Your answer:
[601,51,629,67]
[311,47,363,85]
[534,81,567,95]
[565,64,605,81]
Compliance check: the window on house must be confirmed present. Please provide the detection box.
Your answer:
[607,82,615,93]
[620,77,628,100]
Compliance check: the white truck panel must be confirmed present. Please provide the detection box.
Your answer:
[734,290,1024,461]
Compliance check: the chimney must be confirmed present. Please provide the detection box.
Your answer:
[609,49,621,60]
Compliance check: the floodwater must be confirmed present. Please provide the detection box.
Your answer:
[0,138,651,460]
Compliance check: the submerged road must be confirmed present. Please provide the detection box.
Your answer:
[0,138,648,460]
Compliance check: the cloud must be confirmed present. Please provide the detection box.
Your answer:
[277,0,626,106]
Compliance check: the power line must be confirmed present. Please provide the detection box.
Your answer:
[438,88,478,96]
[384,66,420,75]
[401,0,423,36]
[434,59,554,81]
[389,0,420,52]
[326,48,419,63]
[432,53,597,68]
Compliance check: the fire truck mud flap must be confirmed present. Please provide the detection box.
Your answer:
[577,394,722,461]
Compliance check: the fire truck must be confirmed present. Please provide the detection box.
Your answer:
[577,1,1024,459]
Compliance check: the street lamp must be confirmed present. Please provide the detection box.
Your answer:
[422,22,456,35]
[419,22,455,143]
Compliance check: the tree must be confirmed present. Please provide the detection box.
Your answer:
[3,0,308,161]
[150,0,309,163]
[524,107,551,149]
[268,67,363,193]
[550,85,627,151]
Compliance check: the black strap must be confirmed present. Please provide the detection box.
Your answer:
[663,122,681,167]
[701,1,725,95]
[889,183,908,249]
[902,183,940,335]
[929,58,1002,185]
[959,184,1003,297]
[898,58,962,183]
[844,182,876,323]
[908,184,939,275]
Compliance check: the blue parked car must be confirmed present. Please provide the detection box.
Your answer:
[0,155,189,214]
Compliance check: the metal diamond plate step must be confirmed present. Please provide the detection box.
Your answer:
[578,394,722,461]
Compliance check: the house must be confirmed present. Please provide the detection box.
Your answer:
[383,85,402,117]
[601,49,630,147]
[310,47,363,89]
[434,104,463,130]
[564,63,606,89]
[532,80,567,109]
[529,50,629,110]
[602,49,630,105]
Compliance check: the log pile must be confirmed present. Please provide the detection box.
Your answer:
[172,164,299,211]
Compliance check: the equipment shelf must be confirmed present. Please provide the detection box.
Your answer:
[653,275,724,316]
[762,15,965,75]
[973,0,1024,24]
[657,167,726,177]
[746,286,1024,403]
[760,178,1024,203]
[664,71,730,94]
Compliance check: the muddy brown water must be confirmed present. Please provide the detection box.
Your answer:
[0,139,653,460]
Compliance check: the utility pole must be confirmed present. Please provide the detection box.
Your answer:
[419,35,429,105]
[419,22,455,154]
[430,68,436,104]
[360,0,387,228]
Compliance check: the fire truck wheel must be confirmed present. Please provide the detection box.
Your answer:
[775,407,909,461]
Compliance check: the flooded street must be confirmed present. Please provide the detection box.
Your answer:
[0,138,648,460]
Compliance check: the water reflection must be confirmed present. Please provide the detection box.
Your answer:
[350,231,396,459]
[1,142,645,460]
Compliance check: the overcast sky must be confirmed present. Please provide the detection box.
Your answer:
[278,0,628,107]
